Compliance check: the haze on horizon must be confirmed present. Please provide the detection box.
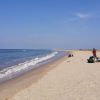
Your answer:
[0,0,100,49]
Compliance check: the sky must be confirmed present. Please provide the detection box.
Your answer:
[0,0,100,49]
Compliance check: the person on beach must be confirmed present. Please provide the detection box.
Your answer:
[92,48,97,59]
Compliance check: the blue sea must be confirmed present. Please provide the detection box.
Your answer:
[0,49,66,83]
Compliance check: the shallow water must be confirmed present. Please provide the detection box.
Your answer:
[0,49,67,83]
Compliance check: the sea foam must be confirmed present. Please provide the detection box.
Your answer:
[0,51,58,82]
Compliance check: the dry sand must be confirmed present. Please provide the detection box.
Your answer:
[1,51,100,100]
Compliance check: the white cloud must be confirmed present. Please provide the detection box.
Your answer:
[65,12,93,23]
[76,13,91,19]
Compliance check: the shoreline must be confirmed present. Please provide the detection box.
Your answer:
[0,54,68,100]
[0,50,66,83]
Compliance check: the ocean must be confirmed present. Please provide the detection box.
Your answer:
[0,49,67,83]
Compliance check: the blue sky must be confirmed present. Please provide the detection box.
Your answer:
[0,0,100,49]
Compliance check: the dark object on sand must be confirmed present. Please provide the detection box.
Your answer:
[68,54,71,57]
[68,54,73,57]
[87,56,95,63]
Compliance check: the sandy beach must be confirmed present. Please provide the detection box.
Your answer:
[1,51,100,100]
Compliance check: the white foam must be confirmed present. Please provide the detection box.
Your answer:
[0,52,58,80]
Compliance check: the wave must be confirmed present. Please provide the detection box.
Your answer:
[0,51,58,82]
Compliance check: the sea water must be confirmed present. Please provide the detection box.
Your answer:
[0,49,67,83]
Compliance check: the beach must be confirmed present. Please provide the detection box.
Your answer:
[1,50,100,100]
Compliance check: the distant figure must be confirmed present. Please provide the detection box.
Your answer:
[68,53,73,57]
[68,54,71,57]
[92,48,97,58]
